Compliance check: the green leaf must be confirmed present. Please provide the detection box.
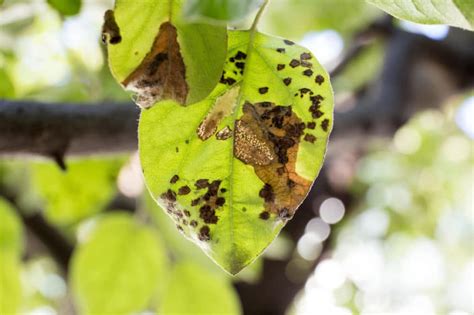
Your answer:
[0,198,23,254]
[265,0,381,39]
[0,69,15,98]
[183,0,261,23]
[47,0,81,16]
[367,0,474,30]
[0,252,22,314]
[104,0,227,108]
[71,213,168,314]
[140,30,333,274]
[31,159,123,225]
[0,199,23,314]
[159,262,241,315]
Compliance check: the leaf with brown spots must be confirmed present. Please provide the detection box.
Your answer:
[139,30,333,274]
[105,0,227,108]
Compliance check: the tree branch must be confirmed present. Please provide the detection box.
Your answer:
[0,100,139,159]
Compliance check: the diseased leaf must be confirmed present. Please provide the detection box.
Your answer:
[159,262,241,315]
[104,0,227,108]
[47,0,81,16]
[367,0,474,30]
[140,30,333,274]
[184,0,262,23]
[31,158,123,225]
[71,213,168,315]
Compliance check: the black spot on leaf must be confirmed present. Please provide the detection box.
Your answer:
[170,175,179,184]
[259,211,270,220]
[259,87,269,94]
[198,225,211,241]
[300,52,311,60]
[289,59,300,68]
[304,134,316,143]
[315,75,325,85]
[303,69,313,77]
[178,186,191,195]
[321,119,330,132]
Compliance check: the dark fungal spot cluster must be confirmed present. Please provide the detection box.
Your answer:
[234,102,313,220]
[220,50,247,86]
[160,176,193,231]
[309,94,324,119]
[192,179,226,225]
[259,184,274,203]
[160,175,228,242]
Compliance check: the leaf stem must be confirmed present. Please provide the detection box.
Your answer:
[250,0,269,31]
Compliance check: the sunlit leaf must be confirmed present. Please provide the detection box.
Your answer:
[140,30,333,274]
[31,159,123,225]
[104,0,227,108]
[0,198,23,253]
[183,0,262,23]
[367,0,474,30]
[71,213,168,315]
[47,0,81,16]
[159,262,241,315]
[0,252,22,314]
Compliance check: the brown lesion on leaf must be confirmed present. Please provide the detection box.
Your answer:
[234,102,312,220]
[216,126,232,140]
[102,10,122,45]
[122,22,188,108]
[197,86,240,141]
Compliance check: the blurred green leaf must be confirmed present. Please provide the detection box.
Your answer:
[333,41,384,93]
[0,69,15,98]
[140,30,333,274]
[159,262,241,315]
[107,0,227,107]
[71,213,168,315]
[263,0,381,40]
[47,0,81,16]
[31,159,123,225]
[0,252,22,314]
[367,0,474,30]
[0,198,23,253]
[183,0,261,23]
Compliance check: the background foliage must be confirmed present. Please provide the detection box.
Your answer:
[0,0,473,314]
